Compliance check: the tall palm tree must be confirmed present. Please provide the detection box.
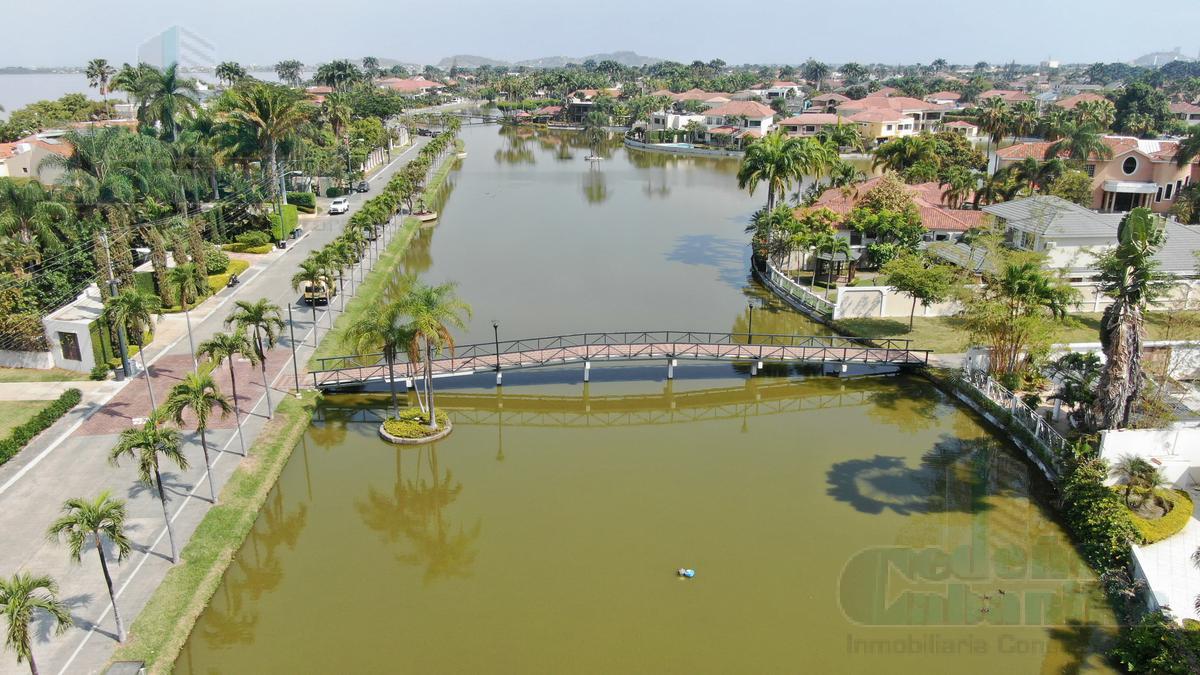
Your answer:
[273,60,304,87]
[812,232,852,298]
[396,282,472,430]
[103,288,162,409]
[738,131,805,214]
[1009,100,1040,140]
[975,97,1011,162]
[0,573,72,675]
[139,63,201,142]
[291,257,328,341]
[314,60,363,92]
[197,331,258,456]
[222,82,312,206]
[167,263,202,371]
[1074,99,1116,131]
[345,298,414,418]
[939,166,978,208]
[1089,208,1167,430]
[224,299,285,419]
[1176,125,1200,167]
[0,179,72,251]
[1046,121,1112,163]
[163,367,232,503]
[215,61,247,87]
[872,135,937,174]
[46,492,131,642]
[85,58,116,108]
[110,415,187,562]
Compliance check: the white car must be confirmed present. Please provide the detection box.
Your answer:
[329,197,350,215]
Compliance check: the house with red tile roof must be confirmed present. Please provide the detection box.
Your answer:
[779,113,843,136]
[377,77,446,96]
[1170,101,1200,126]
[702,101,777,145]
[1053,92,1108,110]
[837,95,953,134]
[942,120,979,139]
[925,91,962,106]
[866,87,898,98]
[979,89,1031,103]
[799,176,985,243]
[808,92,850,113]
[995,135,1200,213]
[0,132,73,182]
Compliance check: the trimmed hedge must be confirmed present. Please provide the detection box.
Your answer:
[268,204,298,240]
[0,388,82,465]
[287,191,316,213]
[1125,488,1193,544]
[222,243,273,254]
[234,231,271,247]
[382,408,449,439]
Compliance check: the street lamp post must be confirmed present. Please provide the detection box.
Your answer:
[492,320,500,372]
[747,301,755,344]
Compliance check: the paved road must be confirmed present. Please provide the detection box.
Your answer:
[0,136,429,675]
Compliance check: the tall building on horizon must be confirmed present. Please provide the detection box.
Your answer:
[136,26,215,70]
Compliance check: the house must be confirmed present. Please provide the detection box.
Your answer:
[565,87,623,123]
[649,111,706,131]
[995,136,1200,214]
[0,132,72,182]
[702,101,776,145]
[655,88,733,108]
[807,92,849,113]
[1171,101,1200,126]
[531,105,563,123]
[41,284,106,373]
[846,109,914,142]
[980,195,1200,277]
[942,120,979,138]
[925,91,963,106]
[779,113,843,137]
[866,86,898,98]
[1053,92,1108,110]
[799,176,986,245]
[837,96,952,133]
[377,77,446,97]
[979,89,1031,103]
[763,81,804,101]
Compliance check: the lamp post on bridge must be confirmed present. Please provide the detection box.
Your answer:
[492,320,501,386]
[747,300,755,344]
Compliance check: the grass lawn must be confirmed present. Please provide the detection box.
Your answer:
[0,368,91,383]
[111,391,320,674]
[0,401,50,438]
[159,259,252,313]
[836,311,1200,353]
[308,217,421,366]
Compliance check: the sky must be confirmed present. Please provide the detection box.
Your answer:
[7,0,1200,68]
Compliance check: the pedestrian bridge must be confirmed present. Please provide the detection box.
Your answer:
[309,331,929,390]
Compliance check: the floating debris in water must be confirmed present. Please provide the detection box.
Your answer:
[676,568,696,579]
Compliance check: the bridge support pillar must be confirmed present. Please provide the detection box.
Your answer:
[583,360,591,383]
[667,358,677,380]
[496,371,503,387]
[841,363,848,374]
[750,362,757,376]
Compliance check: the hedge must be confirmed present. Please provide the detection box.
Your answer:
[0,388,82,466]
[382,408,450,439]
[221,243,273,255]
[1124,488,1193,544]
[267,204,298,240]
[287,192,316,213]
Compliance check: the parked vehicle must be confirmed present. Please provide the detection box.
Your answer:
[329,197,350,215]
[356,181,370,193]
[301,276,338,305]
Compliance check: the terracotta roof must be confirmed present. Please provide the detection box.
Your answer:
[305,85,333,94]
[926,91,962,101]
[979,89,1031,102]
[704,100,776,118]
[810,93,849,103]
[1170,101,1200,114]
[866,87,897,97]
[532,105,562,115]
[995,135,1191,163]
[943,120,977,128]
[1053,92,1107,109]
[772,81,801,88]
[378,77,445,93]
[780,113,842,126]
[840,96,950,113]
[673,88,733,102]
[0,144,16,160]
[799,177,982,232]
[848,110,907,123]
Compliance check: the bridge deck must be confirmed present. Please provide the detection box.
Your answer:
[311,331,928,390]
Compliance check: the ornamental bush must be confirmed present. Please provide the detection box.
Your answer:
[204,243,230,275]
[1124,488,1193,544]
[288,191,316,213]
[235,231,271,247]
[382,408,450,439]
[0,388,82,466]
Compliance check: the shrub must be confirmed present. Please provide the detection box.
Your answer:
[89,365,110,381]
[235,230,271,247]
[1123,488,1193,544]
[0,388,82,465]
[221,243,273,254]
[1111,611,1200,674]
[204,244,230,275]
[326,186,346,198]
[1058,456,1138,571]
[267,204,298,240]
[288,191,316,213]
[382,408,450,439]
[207,259,250,293]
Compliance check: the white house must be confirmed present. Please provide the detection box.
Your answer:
[649,111,707,131]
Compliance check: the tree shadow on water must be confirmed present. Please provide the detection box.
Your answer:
[665,234,749,290]
[826,434,1003,516]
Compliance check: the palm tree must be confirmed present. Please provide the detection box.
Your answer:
[103,288,162,410]
[163,367,232,503]
[222,82,312,207]
[110,415,187,562]
[274,60,304,87]
[46,492,131,642]
[0,573,72,675]
[1074,99,1116,131]
[1045,121,1112,163]
[939,166,978,208]
[215,61,247,87]
[976,97,1011,162]
[1110,454,1156,507]
[812,232,852,298]
[1040,106,1073,141]
[291,257,328,340]
[225,299,285,419]
[0,178,72,251]
[801,59,830,91]
[738,132,805,215]
[167,263,202,370]
[582,110,608,156]
[871,135,936,173]
[85,58,116,107]
[1089,208,1167,430]
[1009,100,1040,140]
[1176,126,1200,167]
[139,63,201,142]
[345,297,413,418]
[197,331,258,456]
[397,282,472,430]
[313,60,362,92]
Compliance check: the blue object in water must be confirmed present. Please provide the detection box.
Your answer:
[676,568,696,579]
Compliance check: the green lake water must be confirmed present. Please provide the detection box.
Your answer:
[176,127,1115,674]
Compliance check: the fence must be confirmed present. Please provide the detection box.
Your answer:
[761,262,837,319]
[960,366,1069,479]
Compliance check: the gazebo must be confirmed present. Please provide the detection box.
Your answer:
[813,249,860,285]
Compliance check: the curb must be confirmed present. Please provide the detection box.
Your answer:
[378,419,453,445]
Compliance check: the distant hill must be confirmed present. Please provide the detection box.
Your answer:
[1130,48,1194,67]
[435,51,662,70]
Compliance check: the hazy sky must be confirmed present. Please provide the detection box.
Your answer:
[9,0,1200,67]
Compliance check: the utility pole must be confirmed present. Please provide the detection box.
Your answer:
[100,231,132,377]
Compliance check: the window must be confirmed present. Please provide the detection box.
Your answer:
[1157,187,1163,202]
[1165,183,1173,200]
[1177,180,1184,195]
[885,124,893,131]
[58,332,81,362]
[1085,164,1095,177]
[1122,156,1138,175]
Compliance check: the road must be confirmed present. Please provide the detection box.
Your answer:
[0,136,430,675]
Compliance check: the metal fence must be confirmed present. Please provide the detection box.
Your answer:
[763,263,836,318]
[961,366,1069,475]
